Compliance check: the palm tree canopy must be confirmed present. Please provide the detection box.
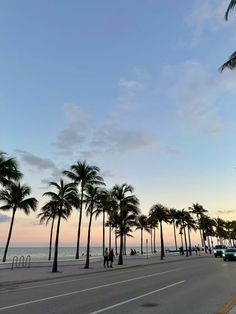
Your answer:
[84,184,102,217]
[150,203,169,223]
[0,152,22,186]
[63,160,105,188]
[189,203,207,217]
[0,181,37,214]
[225,0,236,20]
[43,179,79,219]
[38,201,58,225]
[136,214,150,233]
[219,51,236,72]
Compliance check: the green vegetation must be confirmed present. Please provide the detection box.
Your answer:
[1,151,236,272]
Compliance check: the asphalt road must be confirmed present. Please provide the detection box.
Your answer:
[0,256,235,313]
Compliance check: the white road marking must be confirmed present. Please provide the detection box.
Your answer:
[0,268,183,311]
[90,280,186,314]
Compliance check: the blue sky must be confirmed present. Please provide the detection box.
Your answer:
[1,0,236,246]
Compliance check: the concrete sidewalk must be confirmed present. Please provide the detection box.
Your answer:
[0,252,208,285]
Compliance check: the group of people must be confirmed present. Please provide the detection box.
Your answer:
[104,248,115,268]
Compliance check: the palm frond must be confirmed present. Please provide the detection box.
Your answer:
[219,51,236,72]
[225,0,236,20]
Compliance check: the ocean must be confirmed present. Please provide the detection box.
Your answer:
[0,246,153,262]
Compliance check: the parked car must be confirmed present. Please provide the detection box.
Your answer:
[223,248,236,261]
[213,245,227,257]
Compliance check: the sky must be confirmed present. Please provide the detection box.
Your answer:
[1,0,236,248]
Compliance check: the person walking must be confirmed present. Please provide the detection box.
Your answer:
[104,248,109,268]
[109,248,114,268]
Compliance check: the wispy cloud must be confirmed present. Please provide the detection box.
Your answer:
[118,78,144,93]
[53,103,92,155]
[16,149,61,179]
[186,0,231,46]
[166,148,182,156]
[160,60,230,135]
[0,214,11,223]
[216,209,235,214]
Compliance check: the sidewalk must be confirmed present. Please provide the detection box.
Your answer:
[0,252,208,285]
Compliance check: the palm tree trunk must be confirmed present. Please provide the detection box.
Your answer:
[52,215,62,273]
[102,209,105,256]
[151,228,153,253]
[109,224,111,251]
[84,212,93,269]
[118,232,123,265]
[141,228,143,254]
[75,186,83,259]
[183,225,188,257]
[187,226,192,256]
[3,208,16,262]
[48,217,55,260]
[160,221,165,260]
[154,228,156,253]
[173,222,177,251]
[115,226,118,255]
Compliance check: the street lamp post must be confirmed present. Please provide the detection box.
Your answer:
[146,239,148,259]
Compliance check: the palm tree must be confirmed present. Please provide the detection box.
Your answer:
[169,208,179,251]
[37,201,57,260]
[189,203,207,248]
[111,183,139,265]
[84,185,103,269]
[225,0,236,20]
[220,1,236,71]
[214,217,226,244]
[200,215,216,252]
[0,181,38,262]
[63,161,104,259]
[43,179,79,272]
[0,152,22,186]
[149,204,169,260]
[185,212,196,256]
[136,215,150,254]
[177,209,190,257]
[147,214,158,253]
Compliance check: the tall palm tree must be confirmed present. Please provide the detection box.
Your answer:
[84,185,102,269]
[0,181,38,262]
[0,152,22,186]
[111,183,139,265]
[185,212,196,256]
[37,201,57,260]
[200,215,215,252]
[189,203,207,248]
[214,217,226,244]
[168,208,179,251]
[147,214,158,253]
[220,1,236,71]
[43,179,79,272]
[177,209,190,257]
[135,215,150,254]
[63,161,104,259]
[149,204,169,260]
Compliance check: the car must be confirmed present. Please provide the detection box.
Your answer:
[213,245,227,257]
[223,248,236,261]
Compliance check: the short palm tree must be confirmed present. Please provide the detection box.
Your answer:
[43,179,79,272]
[111,183,139,265]
[63,161,104,259]
[136,214,150,254]
[214,217,226,244]
[0,152,22,186]
[0,181,38,262]
[83,185,102,269]
[168,208,179,251]
[177,209,190,256]
[189,203,207,247]
[37,201,57,260]
[149,204,169,260]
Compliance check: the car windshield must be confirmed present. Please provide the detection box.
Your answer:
[215,245,225,249]
[226,249,236,252]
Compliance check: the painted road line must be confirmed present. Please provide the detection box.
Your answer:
[15,265,179,291]
[90,280,186,314]
[216,293,236,314]
[0,268,183,311]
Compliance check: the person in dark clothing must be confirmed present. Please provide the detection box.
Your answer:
[104,248,109,267]
[109,249,114,268]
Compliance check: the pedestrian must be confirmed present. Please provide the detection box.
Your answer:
[104,248,109,268]
[109,248,114,268]
[195,245,198,256]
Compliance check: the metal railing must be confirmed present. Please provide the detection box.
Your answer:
[11,255,31,270]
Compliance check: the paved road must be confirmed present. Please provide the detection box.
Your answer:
[0,256,235,313]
